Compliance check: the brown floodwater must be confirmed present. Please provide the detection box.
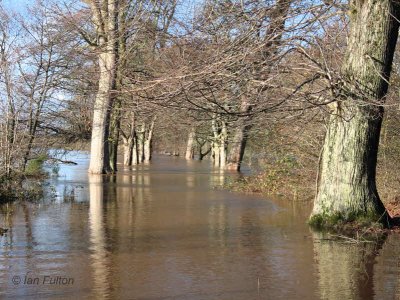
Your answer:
[0,153,400,299]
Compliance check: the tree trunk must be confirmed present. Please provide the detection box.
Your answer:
[132,138,138,165]
[226,125,249,171]
[122,136,132,166]
[223,0,291,172]
[185,127,196,160]
[88,0,118,174]
[311,0,400,226]
[211,116,220,167]
[226,98,252,171]
[219,121,227,168]
[212,141,220,167]
[136,124,145,163]
[122,114,136,166]
[144,117,156,162]
[88,53,115,174]
[211,116,227,168]
[199,144,211,161]
[109,100,121,173]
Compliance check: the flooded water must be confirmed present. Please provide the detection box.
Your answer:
[0,153,400,299]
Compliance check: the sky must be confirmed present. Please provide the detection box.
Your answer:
[3,0,29,11]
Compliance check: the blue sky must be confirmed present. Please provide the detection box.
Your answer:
[3,0,29,10]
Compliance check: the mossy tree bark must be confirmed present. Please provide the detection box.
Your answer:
[311,0,400,226]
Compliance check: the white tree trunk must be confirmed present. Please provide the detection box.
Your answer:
[137,124,145,163]
[185,127,195,160]
[88,51,115,174]
[212,141,220,167]
[122,136,133,166]
[211,117,220,167]
[219,121,227,168]
[88,0,118,174]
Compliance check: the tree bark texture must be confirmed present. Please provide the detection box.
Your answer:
[311,0,400,225]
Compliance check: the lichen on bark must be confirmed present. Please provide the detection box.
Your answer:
[310,0,400,228]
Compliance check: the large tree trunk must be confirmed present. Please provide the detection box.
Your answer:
[88,0,118,174]
[311,0,400,226]
[88,54,116,174]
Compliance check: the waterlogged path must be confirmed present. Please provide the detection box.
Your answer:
[0,153,400,299]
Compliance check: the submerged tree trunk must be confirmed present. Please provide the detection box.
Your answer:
[122,136,132,166]
[226,124,250,171]
[132,138,138,165]
[185,127,196,160]
[211,141,220,166]
[136,124,145,164]
[197,138,211,161]
[311,0,400,226]
[109,100,121,173]
[144,118,156,162]
[88,0,118,174]
[211,116,227,168]
[226,99,252,171]
[122,114,136,166]
[211,118,227,168]
[226,126,249,171]
[219,121,227,169]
